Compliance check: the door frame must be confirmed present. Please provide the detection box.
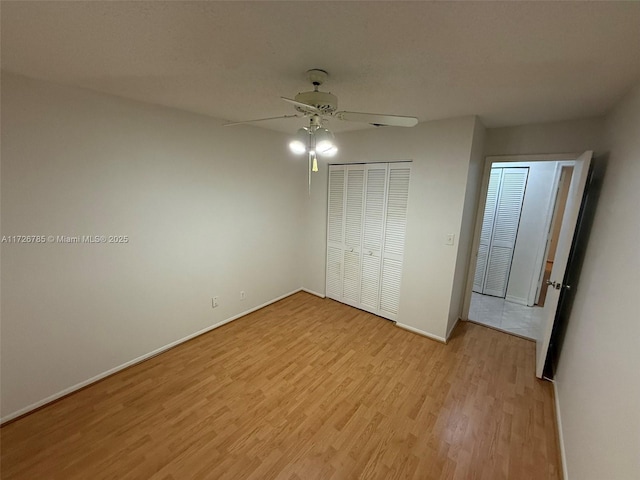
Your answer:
[461,153,583,322]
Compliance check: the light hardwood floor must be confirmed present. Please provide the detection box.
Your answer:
[0,292,561,479]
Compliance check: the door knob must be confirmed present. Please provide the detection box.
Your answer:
[546,279,571,290]
[546,280,560,290]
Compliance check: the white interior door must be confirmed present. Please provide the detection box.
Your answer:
[536,151,593,378]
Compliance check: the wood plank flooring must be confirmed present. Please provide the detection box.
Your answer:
[0,292,561,479]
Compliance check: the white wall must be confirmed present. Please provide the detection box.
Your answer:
[492,161,559,306]
[485,116,605,156]
[554,83,640,479]
[0,73,306,419]
[302,116,480,341]
[448,118,485,336]
[301,164,329,298]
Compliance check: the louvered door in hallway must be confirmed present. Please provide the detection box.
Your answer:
[326,162,411,321]
[473,167,529,298]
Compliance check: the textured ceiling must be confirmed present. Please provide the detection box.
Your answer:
[2,1,640,133]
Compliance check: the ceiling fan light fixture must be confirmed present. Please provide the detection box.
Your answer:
[289,127,309,154]
[288,121,338,161]
[289,140,306,155]
[314,128,336,155]
[321,145,338,157]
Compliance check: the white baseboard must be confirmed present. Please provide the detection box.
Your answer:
[396,322,446,344]
[446,317,460,341]
[0,288,302,425]
[301,288,325,298]
[505,295,529,306]
[551,380,569,480]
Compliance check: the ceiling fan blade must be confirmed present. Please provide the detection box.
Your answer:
[223,114,301,126]
[335,111,418,127]
[281,97,321,114]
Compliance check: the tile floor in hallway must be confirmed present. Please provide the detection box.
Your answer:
[468,292,545,340]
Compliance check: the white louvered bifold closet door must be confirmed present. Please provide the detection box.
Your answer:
[359,164,387,312]
[474,167,528,297]
[473,169,502,293]
[326,162,411,322]
[342,166,365,306]
[379,164,411,320]
[326,166,345,299]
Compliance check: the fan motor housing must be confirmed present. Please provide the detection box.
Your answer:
[294,91,338,114]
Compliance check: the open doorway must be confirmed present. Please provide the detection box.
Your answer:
[468,159,574,340]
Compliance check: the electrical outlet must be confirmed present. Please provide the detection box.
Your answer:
[240,291,246,300]
[212,296,219,308]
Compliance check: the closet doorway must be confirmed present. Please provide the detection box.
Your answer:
[325,162,411,321]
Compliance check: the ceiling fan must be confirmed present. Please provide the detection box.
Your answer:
[225,69,418,193]
[224,69,419,129]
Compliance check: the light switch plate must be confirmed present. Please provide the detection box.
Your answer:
[445,233,455,246]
